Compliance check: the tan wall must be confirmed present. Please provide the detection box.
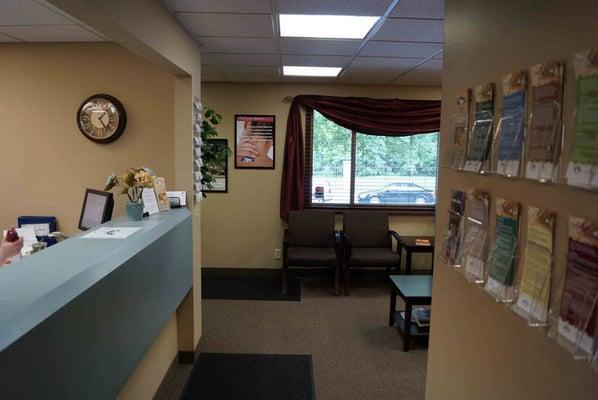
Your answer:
[0,43,175,233]
[426,0,598,399]
[201,83,440,269]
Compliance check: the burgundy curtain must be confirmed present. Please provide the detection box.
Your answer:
[280,95,441,221]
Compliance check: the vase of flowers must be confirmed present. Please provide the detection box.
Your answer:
[105,167,156,221]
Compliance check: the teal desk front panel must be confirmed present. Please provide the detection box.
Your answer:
[0,208,193,399]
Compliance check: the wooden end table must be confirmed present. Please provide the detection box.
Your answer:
[388,275,432,351]
[401,236,435,275]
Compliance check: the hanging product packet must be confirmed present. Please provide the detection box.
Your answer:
[525,61,564,182]
[485,198,520,302]
[443,190,466,267]
[557,217,598,358]
[496,71,527,177]
[450,90,470,168]
[464,83,494,172]
[514,207,555,325]
[462,190,490,282]
[566,48,598,188]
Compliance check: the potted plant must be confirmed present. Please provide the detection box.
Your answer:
[201,108,229,195]
[105,167,155,221]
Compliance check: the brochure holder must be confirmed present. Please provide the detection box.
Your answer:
[512,240,553,327]
[447,111,469,169]
[441,208,464,269]
[555,289,598,360]
[492,105,526,177]
[524,100,562,183]
[484,233,519,303]
[461,190,490,283]
[463,110,494,173]
[565,104,598,188]
[462,228,488,283]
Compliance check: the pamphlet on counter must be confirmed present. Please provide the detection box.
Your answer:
[81,227,141,239]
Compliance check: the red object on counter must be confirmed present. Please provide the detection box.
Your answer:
[5,228,19,243]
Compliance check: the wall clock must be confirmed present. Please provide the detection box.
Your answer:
[77,94,127,144]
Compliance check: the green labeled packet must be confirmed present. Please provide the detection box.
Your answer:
[566,49,598,187]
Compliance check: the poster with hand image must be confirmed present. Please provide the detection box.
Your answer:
[235,115,275,169]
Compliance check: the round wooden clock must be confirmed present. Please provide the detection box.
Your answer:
[77,94,127,143]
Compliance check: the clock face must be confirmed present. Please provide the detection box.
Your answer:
[77,94,126,143]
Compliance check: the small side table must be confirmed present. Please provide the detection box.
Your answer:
[401,236,435,275]
[388,275,432,351]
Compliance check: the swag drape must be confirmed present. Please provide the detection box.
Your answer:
[280,95,441,221]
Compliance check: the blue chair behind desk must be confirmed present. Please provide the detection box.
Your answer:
[18,216,58,246]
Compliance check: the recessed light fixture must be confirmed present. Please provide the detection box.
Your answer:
[283,66,342,77]
[279,14,380,39]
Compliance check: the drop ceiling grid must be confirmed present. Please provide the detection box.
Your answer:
[0,0,105,42]
[160,0,444,85]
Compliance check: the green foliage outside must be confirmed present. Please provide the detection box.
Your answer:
[312,111,438,177]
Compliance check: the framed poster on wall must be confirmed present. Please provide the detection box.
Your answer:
[235,114,275,169]
[202,139,228,193]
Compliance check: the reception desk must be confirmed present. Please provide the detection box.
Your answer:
[0,208,192,399]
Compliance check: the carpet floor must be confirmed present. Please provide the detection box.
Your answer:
[181,353,315,400]
[202,273,301,301]
[155,276,427,400]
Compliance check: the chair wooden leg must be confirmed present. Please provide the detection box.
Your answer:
[334,262,340,296]
[282,264,288,295]
[344,265,350,296]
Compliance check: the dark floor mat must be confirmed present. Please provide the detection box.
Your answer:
[181,353,315,400]
[202,274,301,301]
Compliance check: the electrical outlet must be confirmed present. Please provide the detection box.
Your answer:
[274,248,282,260]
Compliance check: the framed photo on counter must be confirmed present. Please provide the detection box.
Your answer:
[234,114,275,169]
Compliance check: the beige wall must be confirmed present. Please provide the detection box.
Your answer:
[201,83,440,269]
[0,43,175,233]
[426,0,598,399]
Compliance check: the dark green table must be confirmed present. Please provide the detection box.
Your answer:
[401,236,435,274]
[388,275,433,351]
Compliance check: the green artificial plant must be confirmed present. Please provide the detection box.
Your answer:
[200,108,229,195]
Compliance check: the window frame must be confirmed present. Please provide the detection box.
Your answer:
[304,109,436,216]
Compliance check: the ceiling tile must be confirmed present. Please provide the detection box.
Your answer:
[373,18,443,42]
[280,38,361,56]
[204,53,279,66]
[391,0,444,19]
[278,0,393,15]
[198,37,276,53]
[337,68,400,85]
[361,41,442,58]
[220,66,281,82]
[0,32,20,42]
[177,13,273,37]
[418,58,443,71]
[393,69,441,86]
[0,25,104,42]
[201,65,228,82]
[162,0,271,13]
[0,0,75,25]
[281,54,352,67]
[350,57,423,69]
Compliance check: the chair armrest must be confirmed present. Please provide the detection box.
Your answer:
[389,230,404,252]
[283,229,290,249]
[334,231,343,245]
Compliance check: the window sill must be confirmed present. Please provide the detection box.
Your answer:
[306,204,436,216]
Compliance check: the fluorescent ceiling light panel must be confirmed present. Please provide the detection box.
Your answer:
[279,14,379,39]
[283,66,342,77]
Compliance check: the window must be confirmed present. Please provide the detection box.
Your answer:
[308,110,438,213]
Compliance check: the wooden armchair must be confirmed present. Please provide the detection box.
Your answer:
[283,210,342,296]
[342,211,403,295]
